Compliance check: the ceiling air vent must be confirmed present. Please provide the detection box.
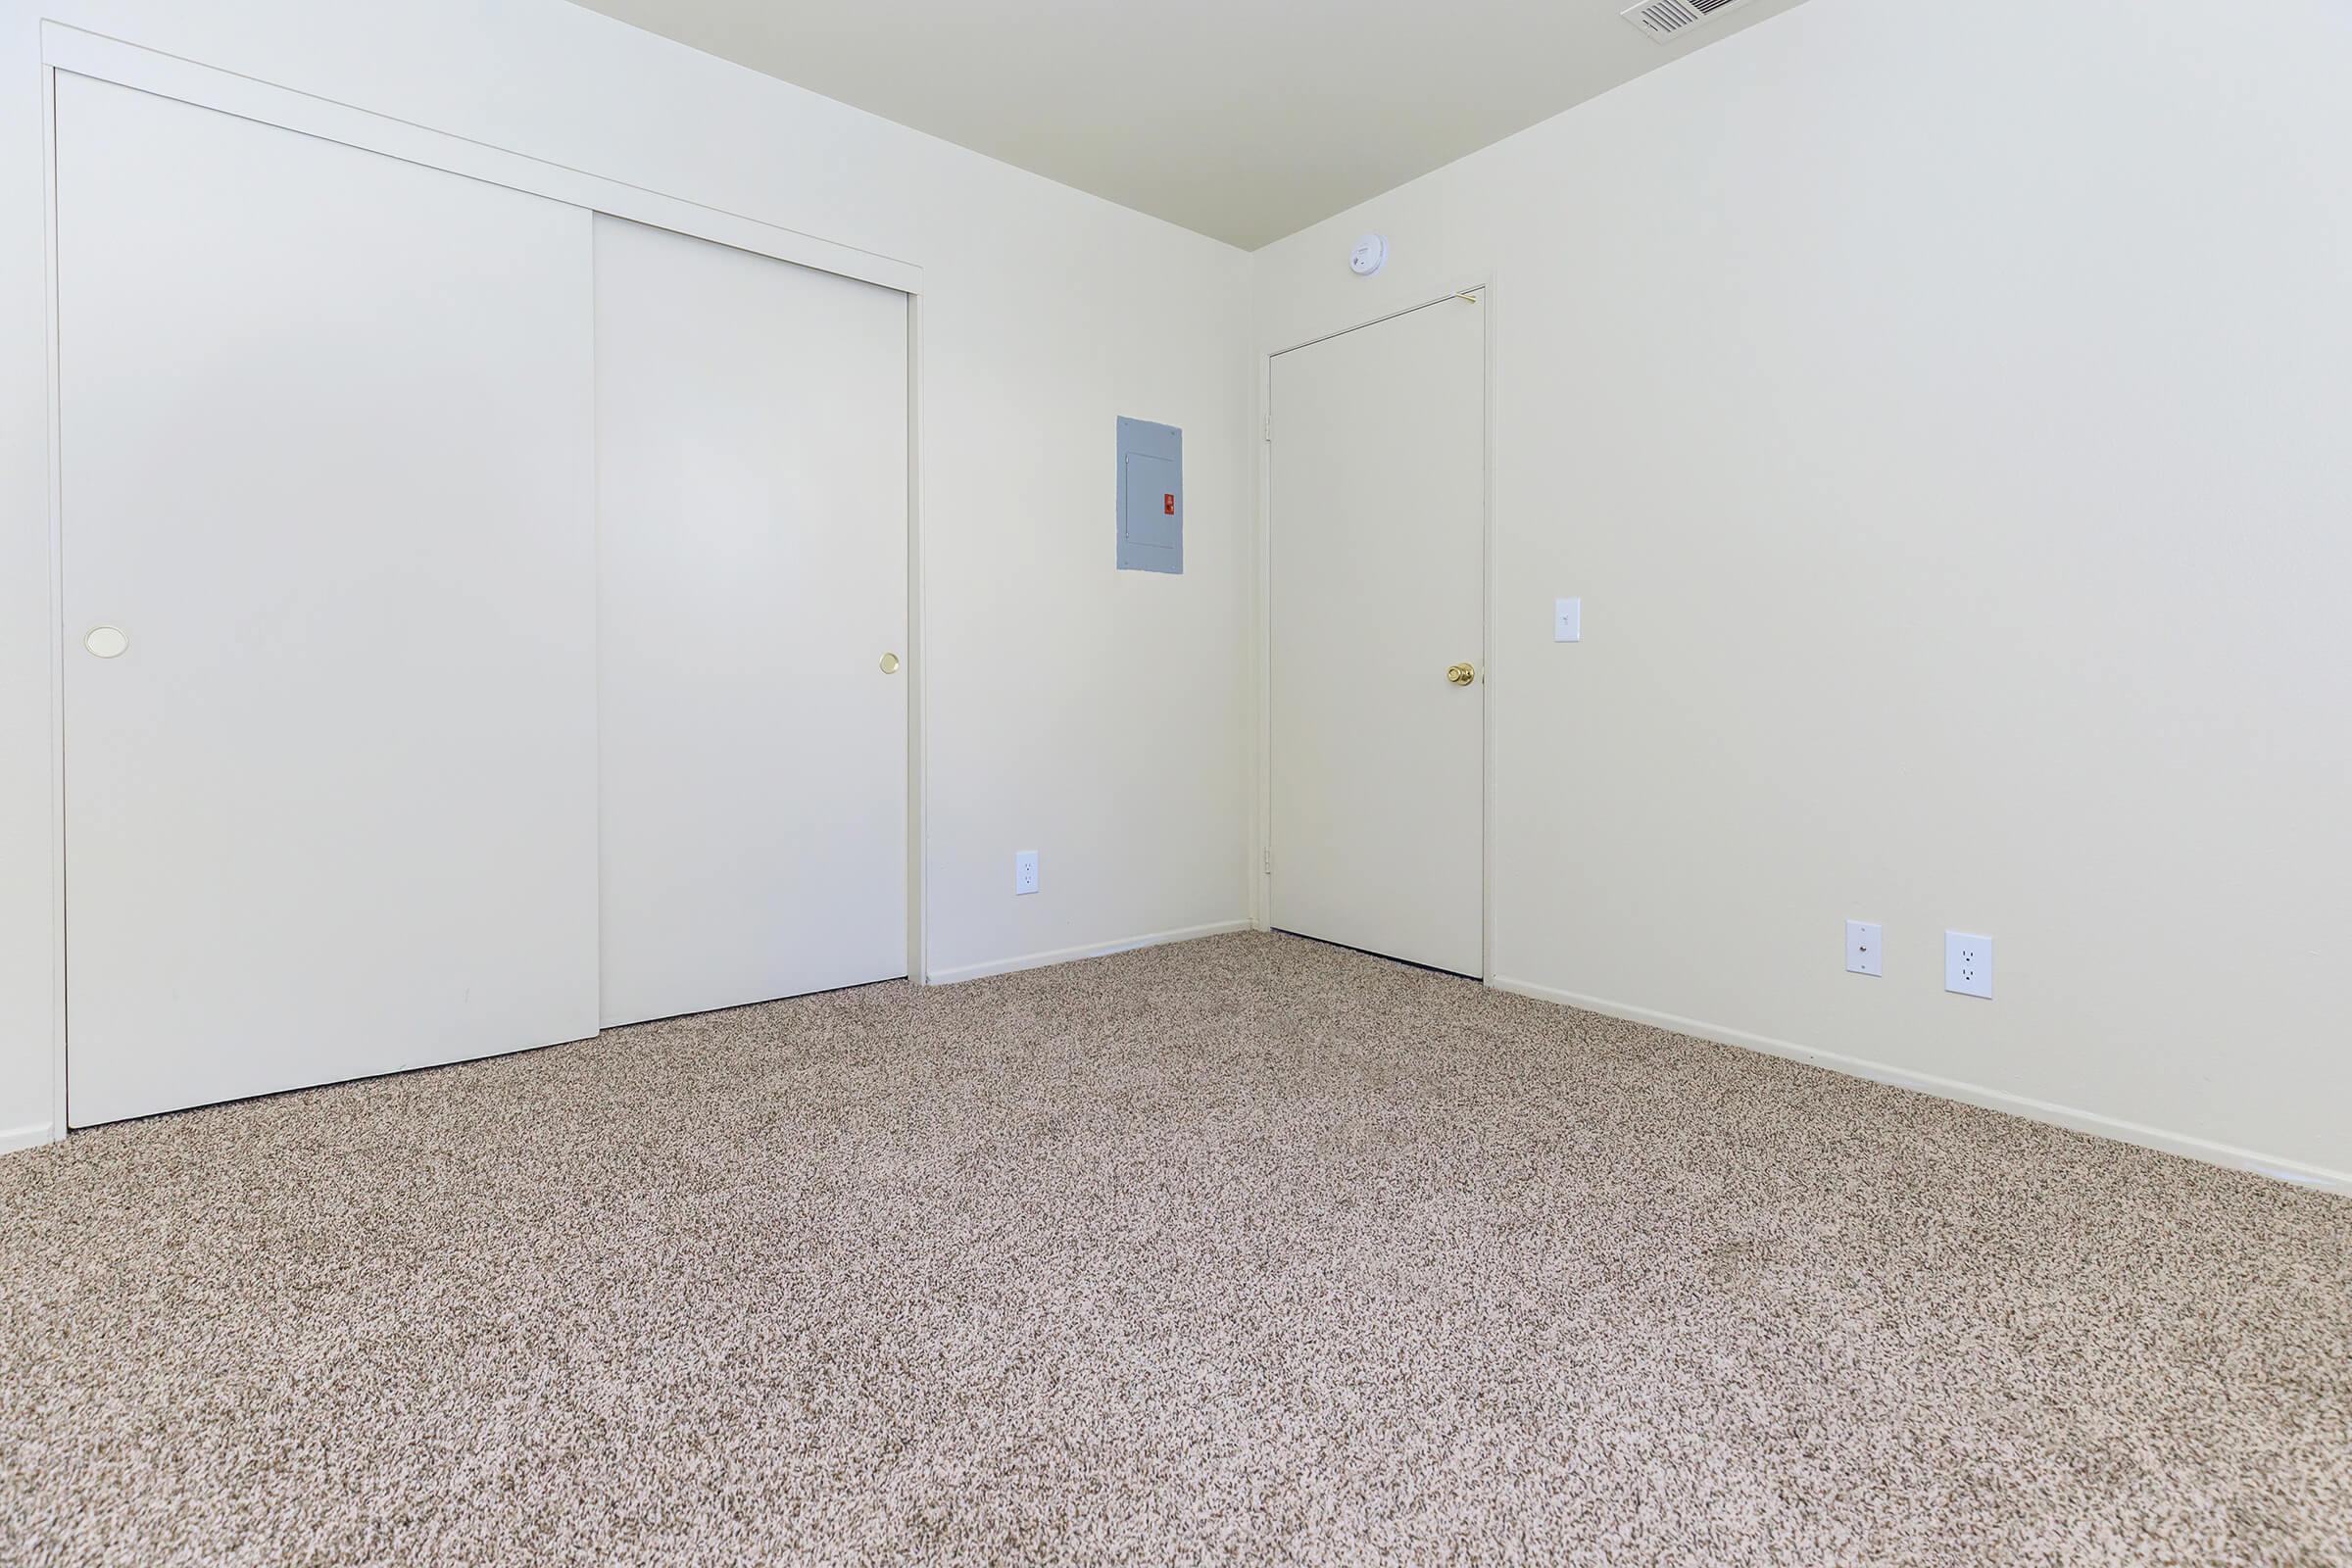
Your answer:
[1621,0,1758,43]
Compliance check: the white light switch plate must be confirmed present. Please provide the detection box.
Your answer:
[1944,931,1992,998]
[1554,598,1582,643]
[1845,919,1882,977]
[1013,851,1040,896]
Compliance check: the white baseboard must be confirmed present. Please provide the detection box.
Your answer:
[1487,975,2352,1196]
[927,919,1250,987]
[0,1121,59,1155]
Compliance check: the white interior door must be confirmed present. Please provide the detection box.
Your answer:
[58,74,600,1126]
[594,216,909,1027]
[1270,295,1486,976]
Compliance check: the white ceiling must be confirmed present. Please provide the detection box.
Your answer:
[564,0,1812,250]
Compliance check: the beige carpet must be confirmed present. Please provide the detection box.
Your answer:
[1,932,2347,1567]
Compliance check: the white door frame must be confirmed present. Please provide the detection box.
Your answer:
[1251,277,1499,976]
[34,23,934,1142]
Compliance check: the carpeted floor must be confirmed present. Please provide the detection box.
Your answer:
[1,932,2347,1567]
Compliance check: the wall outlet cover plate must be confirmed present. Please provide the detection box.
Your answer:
[1945,931,1992,998]
[1845,919,1882,977]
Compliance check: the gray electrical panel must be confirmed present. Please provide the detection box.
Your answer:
[1115,416,1182,574]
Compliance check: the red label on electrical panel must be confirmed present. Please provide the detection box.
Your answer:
[1163,494,1176,515]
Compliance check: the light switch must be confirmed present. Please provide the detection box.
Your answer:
[1554,598,1582,642]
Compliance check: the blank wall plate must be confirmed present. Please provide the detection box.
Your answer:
[1845,919,1882,977]
[1014,851,1040,896]
[1554,598,1582,643]
[1944,931,1992,998]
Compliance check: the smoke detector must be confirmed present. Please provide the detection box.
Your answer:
[1620,0,1759,43]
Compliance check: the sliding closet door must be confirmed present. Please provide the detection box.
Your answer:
[57,74,599,1126]
[594,217,909,1026]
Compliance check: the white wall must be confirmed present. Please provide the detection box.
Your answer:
[10,0,2342,1184]
[1252,0,2352,1183]
[0,0,1254,1149]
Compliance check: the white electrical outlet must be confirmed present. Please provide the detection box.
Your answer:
[1944,931,1992,999]
[1845,919,1882,977]
[1013,851,1040,896]
[1554,597,1583,643]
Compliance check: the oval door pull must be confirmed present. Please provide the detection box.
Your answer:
[85,626,129,659]
[879,652,901,674]
[1446,662,1475,686]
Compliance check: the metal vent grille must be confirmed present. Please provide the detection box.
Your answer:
[1622,0,1757,42]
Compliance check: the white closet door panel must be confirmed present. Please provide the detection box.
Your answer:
[595,216,908,1026]
[58,74,599,1126]
[1270,296,1487,977]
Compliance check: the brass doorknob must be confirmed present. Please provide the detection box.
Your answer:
[879,652,902,674]
[1446,662,1476,686]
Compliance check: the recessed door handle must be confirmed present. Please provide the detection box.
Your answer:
[1446,662,1475,686]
